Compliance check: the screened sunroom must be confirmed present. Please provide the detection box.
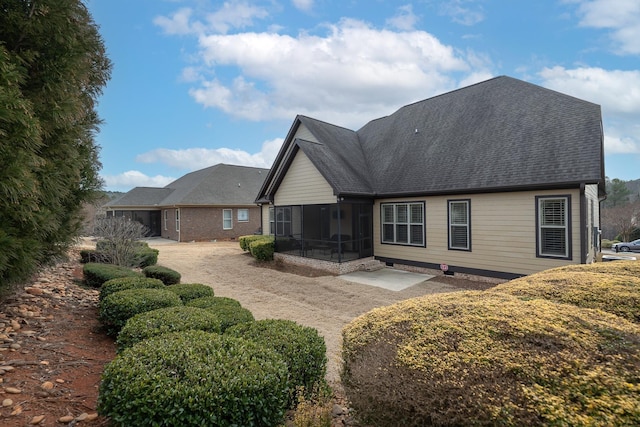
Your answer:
[271,201,373,262]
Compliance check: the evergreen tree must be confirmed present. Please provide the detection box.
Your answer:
[604,177,631,208]
[0,0,111,291]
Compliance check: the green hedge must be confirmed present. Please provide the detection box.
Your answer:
[166,283,214,303]
[83,263,142,288]
[226,319,327,406]
[98,331,289,427]
[187,296,242,310]
[249,238,274,261]
[99,277,165,302]
[239,235,272,252]
[79,249,110,264]
[116,306,225,352]
[134,246,159,268]
[143,265,181,285]
[342,291,640,427]
[99,288,182,336]
[185,298,254,332]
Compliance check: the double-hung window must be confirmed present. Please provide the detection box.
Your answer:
[275,207,291,236]
[381,202,425,246]
[223,209,232,230]
[536,196,570,258]
[163,210,168,231]
[175,209,180,232]
[448,200,470,251]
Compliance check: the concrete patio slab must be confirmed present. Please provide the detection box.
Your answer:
[340,268,435,291]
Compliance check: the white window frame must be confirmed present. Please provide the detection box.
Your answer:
[175,209,180,232]
[381,202,425,246]
[237,208,249,222]
[536,196,571,259]
[448,200,470,251]
[223,209,233,230]
[163,210,168,231]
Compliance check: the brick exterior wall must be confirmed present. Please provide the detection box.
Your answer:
[161,206,262,242]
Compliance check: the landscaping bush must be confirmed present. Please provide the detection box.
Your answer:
[549,259,640,277]
[99,288,182,336]
[98,330,289,427]
[143,265,181,285]
[187,296,242,310]
[226,319,327,406]
[116,306,225,352]
[601,239,618,249]
[185,298,254,332]
[134,246,159,268]
[238,234,272,252]
[166,283,214,303]
[79,249,110,264]
[82,263,142,288]
[342,291,640,427]
[249,238,274,261]
[99,277,165,301]
[490,270,640,323]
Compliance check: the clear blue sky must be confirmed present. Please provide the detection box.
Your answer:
[87,0,640,192]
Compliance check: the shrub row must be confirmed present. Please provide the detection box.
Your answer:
[99,331,290,427]
[99,288,182,336]
[143,265,181,285]
[83,263,142,288]
[226,319,328,406]
[239,235,274,261]
[100,277,165,301]
[341,262,640,426]
[96,258,329,425]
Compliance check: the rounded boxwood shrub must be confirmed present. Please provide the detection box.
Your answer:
[185,299,254,332]
[98,330,289,427]
[342,291,640,427]
[100,277,165,301]
[186,296,242,310]
[99,288,182,336]
[249,238,274,261]
[117,306,225,352]
[83,263,142,288]
[490,270,640,323]
[143,265,181,285]
[226,319,327,406]
[166,283,214,303]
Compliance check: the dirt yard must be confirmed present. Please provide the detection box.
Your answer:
[151,241,496,388]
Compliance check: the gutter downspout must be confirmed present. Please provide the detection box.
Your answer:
[579,184,587,264]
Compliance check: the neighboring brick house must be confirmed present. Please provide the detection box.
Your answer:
[104,164,268,242]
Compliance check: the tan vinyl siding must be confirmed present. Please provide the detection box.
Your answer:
[293,123,318,143]
[275,151,336,205]
[261,205,272,235]
[374,189,582,276]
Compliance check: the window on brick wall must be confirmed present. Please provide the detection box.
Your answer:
[237,209,249,222]
[163,210,168,231]
[175,209,180,232]
[223,209,232,230]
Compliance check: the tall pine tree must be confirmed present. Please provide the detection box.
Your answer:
[0,0,111,291]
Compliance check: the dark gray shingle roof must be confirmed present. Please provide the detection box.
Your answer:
[258,76,604,200]
[107,164,268,208]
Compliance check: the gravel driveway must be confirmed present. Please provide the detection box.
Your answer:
[150,241,492,390]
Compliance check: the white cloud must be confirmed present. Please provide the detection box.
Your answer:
[135,138,284,170]
[386,4,419,31]
[538,66,640,155]
[292,0,314,12]
[102,171,177,192]
[154,1,269,35]
[185,18,482,128]
[539,66,640,115]
[439,0,485,26]
[570,0,640,55]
